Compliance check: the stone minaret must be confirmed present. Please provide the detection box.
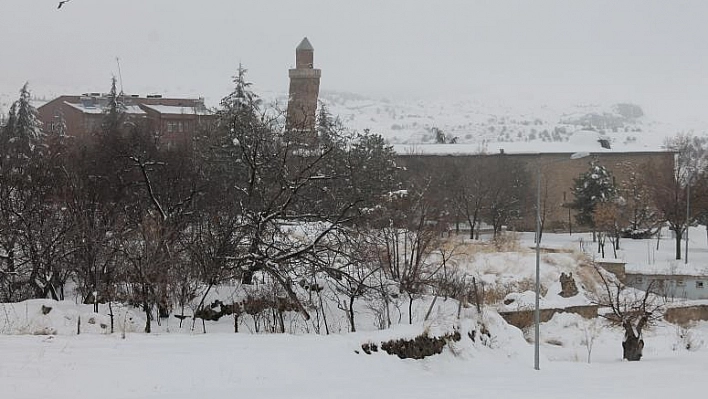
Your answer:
[286,37,321,133]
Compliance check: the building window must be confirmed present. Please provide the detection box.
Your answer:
[167,121,179,133]
[676,279,685,287]
[166,121,185,133]
[634,276,644,284]
[697,281,705,289]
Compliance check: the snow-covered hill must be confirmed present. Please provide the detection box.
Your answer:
[249,89,708,154]
[318,91,694,152]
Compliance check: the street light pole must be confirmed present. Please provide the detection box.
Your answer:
[534,165,541,371]
[534,152,588,371]
[686,178,690,264]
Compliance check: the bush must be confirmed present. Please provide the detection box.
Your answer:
[380,331,461,359]
[620,228,654,239]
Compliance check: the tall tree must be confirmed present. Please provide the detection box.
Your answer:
[648,134,706,260]
[101,76,125,134]
[483,155,530,238]
[569,160,618,234]
[12,83,43,155]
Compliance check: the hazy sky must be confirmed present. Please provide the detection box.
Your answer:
[2,0,708,122]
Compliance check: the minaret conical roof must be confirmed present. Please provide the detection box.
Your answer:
[296,37,314,51]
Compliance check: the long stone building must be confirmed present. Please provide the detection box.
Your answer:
[394,138,674,232]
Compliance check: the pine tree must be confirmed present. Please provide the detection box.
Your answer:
[4,83,43,156]
[15,83,42,139]
[570,161,618,228]
[316,102,343,147]
[220,64,261,114]
[217,64,265,149]
[101,76,125,134]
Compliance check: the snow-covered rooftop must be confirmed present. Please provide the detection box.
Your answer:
[64,101,146,115]
[393,130,667,155]
[141,104,210,115]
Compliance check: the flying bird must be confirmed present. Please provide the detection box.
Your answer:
[57,0,72,9]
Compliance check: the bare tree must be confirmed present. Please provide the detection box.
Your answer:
[591,264,664,361]
[593,201,630,258]
[483,156,530,238]
[581,318,602,363]
[452,157,490,239]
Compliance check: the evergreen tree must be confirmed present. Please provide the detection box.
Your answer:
[316,102,335,145]
[101,76,125,134]
[570,161,618,228]
[13,83,43,150]
[220,64,260,115]
[217,64,266,151]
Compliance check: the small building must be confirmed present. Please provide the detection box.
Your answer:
[627,273,708,300]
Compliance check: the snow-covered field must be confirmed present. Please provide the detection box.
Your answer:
[1,320,706,399]
[2,229,708,398]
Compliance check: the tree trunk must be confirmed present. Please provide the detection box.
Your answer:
[108,301,115,333]
[348,296,356,333]
[675,230,683,260]
[623,336,644,361]
[622,320,645,361]
[408,292,414,325]
[622,335,644,361]
[143,300,151,333]
[615,232,620,250]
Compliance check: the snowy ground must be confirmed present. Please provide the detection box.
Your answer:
[1,319,706,399]
[2,229,708,398]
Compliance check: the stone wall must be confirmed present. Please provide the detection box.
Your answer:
[664,305,708,326]
[598,261,626,282]
[499,305,599,330]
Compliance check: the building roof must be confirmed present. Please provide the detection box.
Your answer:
[64,101,146,115]
[296,37,314,51]
[141,104,210,116]
[393,130,669,156]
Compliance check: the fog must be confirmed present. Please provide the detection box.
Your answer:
[2,0,708,123]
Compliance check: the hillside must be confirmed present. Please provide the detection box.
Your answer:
[317,91,686,152]
[231,89,708,154]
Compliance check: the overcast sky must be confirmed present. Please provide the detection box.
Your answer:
[2,0,708,122]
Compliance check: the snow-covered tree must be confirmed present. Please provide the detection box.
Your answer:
[570,161,618,230]
[4,83,43,155]
[101,76,125,134]
[619,165,660,237]
[220,63,261,115]
[316,102,340,147]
